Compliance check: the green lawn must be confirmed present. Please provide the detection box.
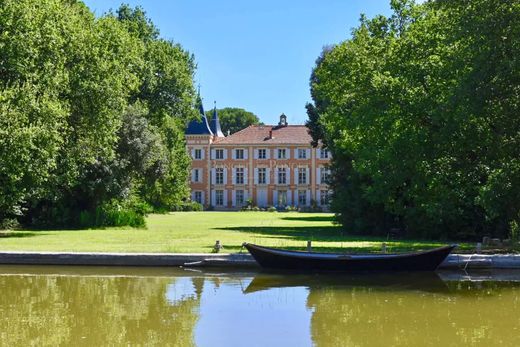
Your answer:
[0,212,472,253]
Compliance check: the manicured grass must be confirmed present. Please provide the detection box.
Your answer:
[0,212,473,253]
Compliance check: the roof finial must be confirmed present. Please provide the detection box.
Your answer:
[214,100,216,109]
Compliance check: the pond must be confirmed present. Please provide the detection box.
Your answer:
[0,266,519,346]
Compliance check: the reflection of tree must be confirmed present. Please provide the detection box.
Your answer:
[0,275,202,345]
[307,284,520,346]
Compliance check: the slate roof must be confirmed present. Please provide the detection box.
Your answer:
[209,107,224,137]
[213,125,312,145]
[185,100,213,135]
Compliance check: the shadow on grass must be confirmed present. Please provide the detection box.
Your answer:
[281,215,336,223]
[0,231,42,239]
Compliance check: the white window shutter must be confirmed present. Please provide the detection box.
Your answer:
[273,190,278,207]
[201,191,205,205]
[211,168,216,184]
[294,148,299,159]
[274,167,279,184]
[223,190,228,207]
[232,190,236,207]
[287,190,292,205]
[232,149,236,160]
[316,190,321,206]
[254,168,258,184]
[211,191,216,206]
[223,168,228,185]
[306,149,311,159]
[191,148,195,159]
[286,148,290,159]
[266,168,271,184]
[266,149,271,159]
[244,149,248,160]
[232,168,236,184]
[294,168,298,185]
[211,149,215,160]
[253,149,258,159]
[201,148,205,160]
[223,149,228,160]
[306,168,310,184]
[306,190,311,206]
[191,191,195,201]
[317,167,321,184]
[191,169,195,182]
[316,148,320,158]
[244,168,248,184]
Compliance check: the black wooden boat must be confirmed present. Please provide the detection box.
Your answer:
[243,243,457,272]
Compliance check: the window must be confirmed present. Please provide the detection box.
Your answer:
[277,168,287,184]
[258,149,267,159]
[298,168,307,185]
[216,168,224,185]
[216,149,224,159]
[320,168,330,184]
[215,190,224,206]
[277,148,286,159]
[320,148,329,159]
[236,190,244,206]
[320,190,330,206]
[235,149,244,159]
[193,169,200,183]
[258,168,267,184]
[194,149,202,160]
[194,191,202,204]
[298,149,307,159]
[235,167,244,184]
[277,190,287,206]
[298,190,307,206]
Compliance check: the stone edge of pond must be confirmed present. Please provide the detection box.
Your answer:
[0,252,520,269]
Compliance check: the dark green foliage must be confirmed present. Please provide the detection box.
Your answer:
[205,107,261,135]
[0,1,197,228]
[308,0,520,240]
[170,201,203,212]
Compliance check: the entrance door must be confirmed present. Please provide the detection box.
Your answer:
[256,189,267,207]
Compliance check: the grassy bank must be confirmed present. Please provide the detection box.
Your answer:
[0,212,472,253]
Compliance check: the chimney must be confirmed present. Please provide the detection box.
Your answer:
[269,129,273,139]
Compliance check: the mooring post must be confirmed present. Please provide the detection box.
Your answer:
[307,240,312,252]
[213,240,222,253]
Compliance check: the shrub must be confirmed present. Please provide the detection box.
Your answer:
[267,206,277,212]
[78,200,146,228]
[171,201,203,212]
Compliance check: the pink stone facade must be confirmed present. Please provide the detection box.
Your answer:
[186,121,331,210]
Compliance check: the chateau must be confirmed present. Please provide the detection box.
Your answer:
[185,104,331,210]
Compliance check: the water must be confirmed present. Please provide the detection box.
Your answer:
[0,266,519,346]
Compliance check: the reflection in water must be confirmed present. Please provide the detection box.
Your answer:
[0,266,520,346]
[0,271,201,346]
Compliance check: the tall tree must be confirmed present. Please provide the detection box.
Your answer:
[308,0,520,239]
[0,0,198,227]
[205,107,261,135]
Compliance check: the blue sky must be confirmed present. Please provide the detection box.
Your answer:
[83,0,393,125]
